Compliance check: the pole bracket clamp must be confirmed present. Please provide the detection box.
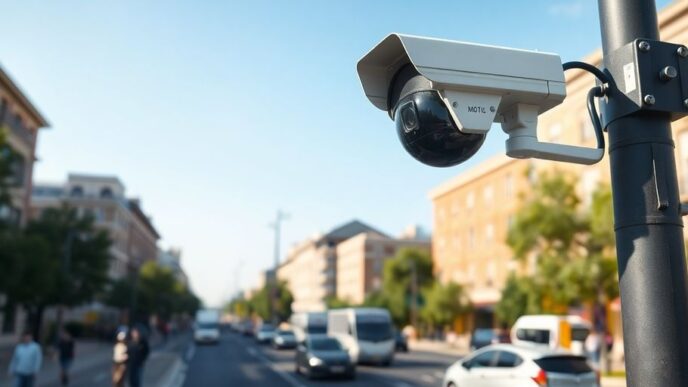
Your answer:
[600,38,688,128]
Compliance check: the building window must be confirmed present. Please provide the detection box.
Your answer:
[70,186,84,197]
[384,245,395,256]
[580,113,594,142]
[483,185,493,203]
[485,223,494,243]
[466,192,475,209]
[100,187,113,198]
[505,173,514,199]
[549,123,562,141]
[468,228,475,249]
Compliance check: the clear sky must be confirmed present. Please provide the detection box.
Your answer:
[0,0,674,307]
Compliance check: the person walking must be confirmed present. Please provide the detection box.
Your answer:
[127,327,149,387]
[56,329,75,386]
[111,331,128,387]
[7,331,43,387]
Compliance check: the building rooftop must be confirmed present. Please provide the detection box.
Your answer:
[0,64,49,128]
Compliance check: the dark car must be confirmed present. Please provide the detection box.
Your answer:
[272,329,297,349]
[394,330,408,352]
[470,328,499,351]
[295,336,355,380]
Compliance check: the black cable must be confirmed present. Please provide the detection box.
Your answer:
[562,61,612,86]
[587,86,605,150]
[562,61,610,152]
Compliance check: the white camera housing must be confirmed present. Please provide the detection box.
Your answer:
[357,34,604,165]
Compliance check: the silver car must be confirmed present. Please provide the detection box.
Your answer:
[443,344,599,387]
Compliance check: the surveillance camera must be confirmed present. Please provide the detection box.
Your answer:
[357,34,604,166]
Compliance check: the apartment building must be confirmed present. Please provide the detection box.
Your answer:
[429,1,688,331]
[336,229,430,305]
[31,174,160,279]
[277,220,384,313]
[0,65,49,226]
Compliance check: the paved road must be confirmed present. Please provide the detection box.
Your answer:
[182,331,459,387]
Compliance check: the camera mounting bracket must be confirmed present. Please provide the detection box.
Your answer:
[502,103,604,165]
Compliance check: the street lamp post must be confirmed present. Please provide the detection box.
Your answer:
[598,1,688,385]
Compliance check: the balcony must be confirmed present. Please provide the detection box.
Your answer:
[2,111,34,148]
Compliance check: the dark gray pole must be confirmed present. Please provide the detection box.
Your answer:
[598,1,688,385]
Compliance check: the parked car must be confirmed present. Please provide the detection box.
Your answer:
[272,329,298,349]
[295,336,355,380]
[240,320,254,336]
[470,328,499,351]
[394,330,408,352]
[443,344,599,387]
[255,323,277,344]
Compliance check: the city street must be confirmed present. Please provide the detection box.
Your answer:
[182,331,458,387]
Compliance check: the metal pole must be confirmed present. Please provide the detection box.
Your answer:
[598,1,688,385]
[409,259,418,331]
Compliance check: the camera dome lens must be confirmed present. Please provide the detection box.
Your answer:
[399,101,419,133]
[394,91,486,167]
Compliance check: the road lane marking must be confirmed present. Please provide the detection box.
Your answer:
[185,344,196,362]
[246,346,305,387]
[421,374,435,383]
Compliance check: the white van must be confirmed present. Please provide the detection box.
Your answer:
[511,315,591,355]
[327,308,395,365]
[194,309,221,344]
[290,312,328,342]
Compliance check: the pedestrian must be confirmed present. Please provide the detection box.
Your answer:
[112,330,128,387]
[56,329,75,386]
[127,327,149,387]
[585,330,601,367]
[7,331,43,387]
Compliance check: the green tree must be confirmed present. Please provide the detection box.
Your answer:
[381,248,433,326]
[420,281,471,333]
[324,296,352,309]
[501,171,618,324]
[495,275,543,326]
[138,261,180,320]
[11,205,112,339]
[249,280,293,323]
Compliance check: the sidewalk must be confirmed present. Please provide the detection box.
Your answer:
[0,332,188,387]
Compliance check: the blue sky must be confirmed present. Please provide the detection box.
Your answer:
[0,0,673,306]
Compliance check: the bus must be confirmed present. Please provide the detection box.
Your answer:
[289,312,328,342]
[327,308,394,365]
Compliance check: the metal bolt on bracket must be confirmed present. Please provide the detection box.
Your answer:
[638,41,651,52]
[678,46,688,58]
[660,66,678,81]
[644,94,656,105]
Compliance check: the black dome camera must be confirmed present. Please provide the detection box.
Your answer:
[388,64,486,167]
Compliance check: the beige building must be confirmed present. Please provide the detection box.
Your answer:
[0,65,49,226]
[336,230,430,305]
[31,174,161,279]
[0,65,48,342]
[430,0,688,329]
[277,220,384,312]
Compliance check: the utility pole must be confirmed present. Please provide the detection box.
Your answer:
[268,210,289,323]
[269,210,289,269]
[598,1,688,385]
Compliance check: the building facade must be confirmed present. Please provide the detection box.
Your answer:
[429,1,688,333]
[336,230,430,305]
[158,248,189,287]
[31,174,160,279]
[0,65,49,226]
[276,220,384,313]
[0,65,49,342]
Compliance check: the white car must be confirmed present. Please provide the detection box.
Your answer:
[443,344,599,387]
